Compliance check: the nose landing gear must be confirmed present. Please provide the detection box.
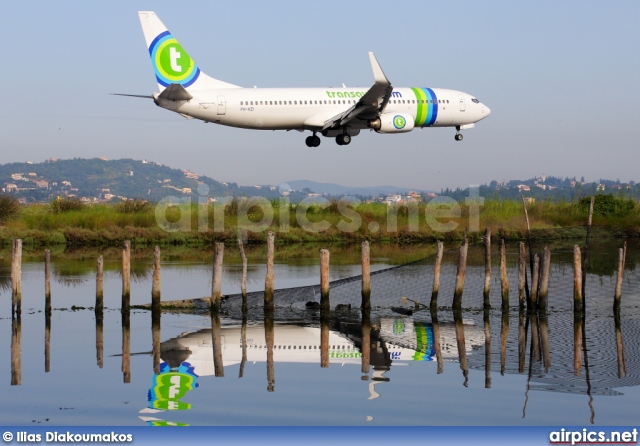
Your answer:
[454,126,464,141]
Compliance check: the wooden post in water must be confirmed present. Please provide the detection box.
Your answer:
[212,242,224,308]
[430,241,444,309]
[44,249,51,302]
[238,237,248,299]
[573,311,582,376]
[518,242,526,309]
[452,240,468,311]
[539,312,551,372]
[12,239,22,309]
[122,240,131,313]
[453,310,469,387]
[530,253,540,311]
[152,246,161,305]
[95,255,104,369]
[573,245,583,313]
[539,247,551,310]
[614,247,624,311]
[265,231,275,307]
[483,228,491,307]
[361,241,371,309]
[320,249,330,312]
[500,239,509,310]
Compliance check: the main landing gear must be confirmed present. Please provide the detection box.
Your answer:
[305,133,321,147]
[454,126,464,141]
[336,133,351,146]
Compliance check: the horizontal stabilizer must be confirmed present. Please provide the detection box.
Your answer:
[111,93,154,99]
[158,83,193,101]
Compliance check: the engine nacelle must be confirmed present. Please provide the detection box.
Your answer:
[368,113,415,133]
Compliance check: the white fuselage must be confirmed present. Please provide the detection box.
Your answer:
[155,87,490,132]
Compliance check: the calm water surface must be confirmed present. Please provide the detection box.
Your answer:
[1,242,639,426]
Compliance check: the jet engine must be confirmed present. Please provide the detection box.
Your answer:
[368,113,415,133]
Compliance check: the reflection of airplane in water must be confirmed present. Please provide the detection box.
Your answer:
[139,316,484,425]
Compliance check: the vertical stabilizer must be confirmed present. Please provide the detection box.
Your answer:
[138,11,240,91]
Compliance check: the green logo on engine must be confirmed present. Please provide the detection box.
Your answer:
[393,115,406,129]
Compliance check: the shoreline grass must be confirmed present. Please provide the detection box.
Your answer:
[0,195,638,248]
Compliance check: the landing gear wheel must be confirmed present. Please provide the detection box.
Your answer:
[455,133,463,141]
[305,136,315,147]
[336,134,351,145]
[312,135,321,147]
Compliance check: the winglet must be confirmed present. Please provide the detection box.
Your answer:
[369,52,390,85]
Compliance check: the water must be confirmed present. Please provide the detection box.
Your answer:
[1,241,639,426]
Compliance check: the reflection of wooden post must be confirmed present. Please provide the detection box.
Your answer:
[265,232,275,307]
[614,248,624,310]
[484,308,491,388]
[452,240,468,311]
[265,310,275,391]
[211,306,225,378]
[430,306,443,374]
[320,249,330,312]
[539,247,551,310]
[500,239,509,309]
[430,241,444,309]
[152,301,161,375]
[11,313,21,385]
[122,240,131,313]
[361,308,371,376]
[212,242,224,308]
[574,311,582,376]
[320,309,330,368]
[614,307,626,379]
[95,255,104,369]
[500,306,509,375]
[361,241,371,309]
[44,249,52,373]
[483,228,491,307]
[239,307,248,378]
[121,307,131,383]
[539,312,551,372]
[573,245,583,313]
[453,310,468,387]
[518,242,526,309]
[530,312,541,363]
[530,254,540,311]
[44,249,51,301]
[518,307,526,373]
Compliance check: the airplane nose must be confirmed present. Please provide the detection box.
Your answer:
[483,104,491,116]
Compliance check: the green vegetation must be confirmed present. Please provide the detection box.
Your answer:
[0,195,638,248]
[0,195,20,224]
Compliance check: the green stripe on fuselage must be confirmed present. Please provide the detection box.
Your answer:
[411,87,427,127]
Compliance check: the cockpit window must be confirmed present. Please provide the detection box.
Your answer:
[471,98,480,104]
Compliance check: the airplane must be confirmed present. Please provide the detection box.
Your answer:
[124,11,491,147]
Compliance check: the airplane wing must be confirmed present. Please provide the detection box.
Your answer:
[322,52,393,131]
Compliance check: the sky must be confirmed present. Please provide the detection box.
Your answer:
[2,1,639,191]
